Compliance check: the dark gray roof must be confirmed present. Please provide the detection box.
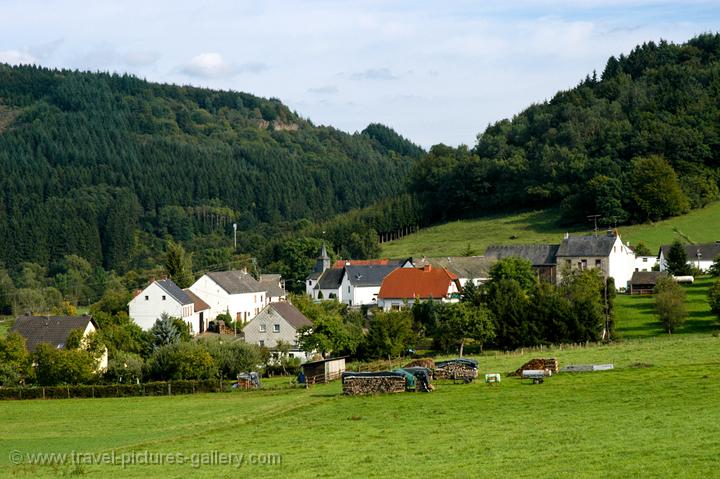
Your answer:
[306,271,322,281]
[485,244,559,266]
[156,279,193,305]
[416,256,496,279]
[11,315,96,352]
[259,275,286,298]
[344,265,399,287]
[557,235,617,257]
[659,243,720,261]
[269,302,312,329]
[206,270,265,294]
[630,271,669,286]
[314,268,344,290]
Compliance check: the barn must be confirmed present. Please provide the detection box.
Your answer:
[301,357,347,384]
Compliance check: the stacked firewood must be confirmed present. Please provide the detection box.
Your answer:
[434,360,478,380]
[512,358,559,376]
[342,372,407,395]
[404,358,436,369]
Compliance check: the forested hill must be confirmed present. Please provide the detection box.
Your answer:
[0,65,420,271]
[410,33,720,227]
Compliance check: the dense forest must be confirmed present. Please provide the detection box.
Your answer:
[0,65,420,272]
[410,33,720,227]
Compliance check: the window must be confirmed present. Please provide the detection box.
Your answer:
[273,324,280,333]
[565,259,571,267]
[259,340,265,347]
[580,260,587,270]
[348,286,351,293]
[643,257,648,263]
[161,295,166,301]
[259,323,267,332]
[144,295,149,301]
[289,353,294,358]
[595,259,602,267]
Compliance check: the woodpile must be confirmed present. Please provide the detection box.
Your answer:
[342,372,407,395]
[512,358,559,376]
[434,359,478,381]
[404,358,435,369]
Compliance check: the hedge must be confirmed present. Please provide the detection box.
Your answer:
[0,379,234,401]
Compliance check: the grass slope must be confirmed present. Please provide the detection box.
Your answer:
[615,277,719,338]
[381,202,720,258]
[2,334,720,478]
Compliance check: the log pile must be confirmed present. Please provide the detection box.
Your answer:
[404,358,436,369]
[512,358,559,376]
[342,372,407,395]
[434,359,478,381]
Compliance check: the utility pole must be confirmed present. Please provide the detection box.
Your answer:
[233,223,237,250]
[587,214,600,236]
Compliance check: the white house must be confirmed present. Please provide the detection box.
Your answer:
[414,256,497,287]
[555,231,636,289]
[259,274,287,303]
[377,265,462,311]
[658,242,720,273]
[339,264,400,307]
[634,255,659,272]
[242,302,313,362]
[189,270,268,324]
[11,315,109,370]
[128,279,203,333]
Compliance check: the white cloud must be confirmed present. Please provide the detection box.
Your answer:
[181,52,234,78]
[0,49,37,65]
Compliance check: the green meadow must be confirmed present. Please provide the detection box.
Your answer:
[380,202,720,258]
[2,331,720,478]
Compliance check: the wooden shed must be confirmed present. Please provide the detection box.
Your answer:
[629,271,668,295]
[301,357,347,385]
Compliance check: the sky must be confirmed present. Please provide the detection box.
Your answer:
[0,1,718,148]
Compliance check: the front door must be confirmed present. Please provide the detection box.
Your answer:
[199,312,205,333]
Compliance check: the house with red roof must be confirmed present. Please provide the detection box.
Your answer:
[377,265,462,311]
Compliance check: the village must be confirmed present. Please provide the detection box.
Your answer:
[4,228,718,397]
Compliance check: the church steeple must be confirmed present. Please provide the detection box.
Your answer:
[315,243,331,273]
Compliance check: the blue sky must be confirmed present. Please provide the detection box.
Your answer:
[0,1,718,147]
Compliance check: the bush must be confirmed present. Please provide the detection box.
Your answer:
[146,342,218,381]
[708,279,720,317]
[654,277,687,333]
[198,336,263,378]
[104,352,144,384]
[34,344,98,386]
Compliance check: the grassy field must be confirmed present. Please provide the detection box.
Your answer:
[0,316,13,337]
[2,334,720,478]
[615,276,719,338]
[381,202,720,258]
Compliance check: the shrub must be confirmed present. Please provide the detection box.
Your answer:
[104,352,144,384]
[34,344,98,386]
[198,337,263,378]
[654,277,687,333]
[146,342,218,381]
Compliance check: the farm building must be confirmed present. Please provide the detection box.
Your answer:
[658,242,720,272]
[377,265,461,310]
[414,256,497,286]
[301,357,346,384]
[485,244,559,283]
[629,271,669,295]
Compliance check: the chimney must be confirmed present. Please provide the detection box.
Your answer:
[161,274,168,280]
[423,264,432,272]
[564,232,569,239]
[149,276,156,283]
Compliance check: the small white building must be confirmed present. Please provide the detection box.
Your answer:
[414,256,496,287]
[634,255,659,272]
[189,270,268,324]
[128,279,203,333]
[259,274,287,303]
[556,231,636,289]
[377,265,462,311]
[658,242,720,273]
[242,302,313,362]
[339,264,400,307]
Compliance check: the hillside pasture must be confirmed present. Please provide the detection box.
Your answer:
[381,202,720,258]
[2,334,719,478]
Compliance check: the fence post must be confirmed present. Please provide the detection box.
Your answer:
[42,387,45,400]
[92,386,95,399]
[168,382,171,396]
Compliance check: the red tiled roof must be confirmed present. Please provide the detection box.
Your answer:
[332,259,393,268]
[378,266,459,300]
[183,289,211,312]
